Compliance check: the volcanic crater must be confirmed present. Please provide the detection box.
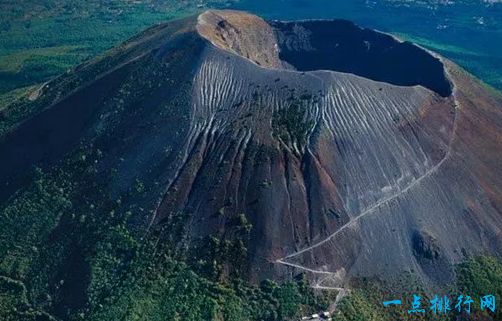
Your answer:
[1,10,501,289]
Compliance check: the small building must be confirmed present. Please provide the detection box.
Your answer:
[299,311,332,321]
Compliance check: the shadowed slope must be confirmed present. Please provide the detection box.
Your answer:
[273,20,452,97]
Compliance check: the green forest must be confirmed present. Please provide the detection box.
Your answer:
[0,0,233,103]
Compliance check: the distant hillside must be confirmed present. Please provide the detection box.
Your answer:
[0,0,235,96]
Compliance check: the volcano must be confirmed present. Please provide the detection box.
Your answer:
[1,10,502,290]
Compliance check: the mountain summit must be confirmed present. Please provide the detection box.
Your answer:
[1,10,501,291]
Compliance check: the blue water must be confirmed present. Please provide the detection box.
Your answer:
[231,0,502,91]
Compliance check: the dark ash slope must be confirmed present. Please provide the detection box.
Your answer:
[0,10,501,291]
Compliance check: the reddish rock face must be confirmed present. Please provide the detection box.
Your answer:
[1,10,501,287]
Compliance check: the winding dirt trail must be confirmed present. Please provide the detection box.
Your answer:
[276,93,459,288]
